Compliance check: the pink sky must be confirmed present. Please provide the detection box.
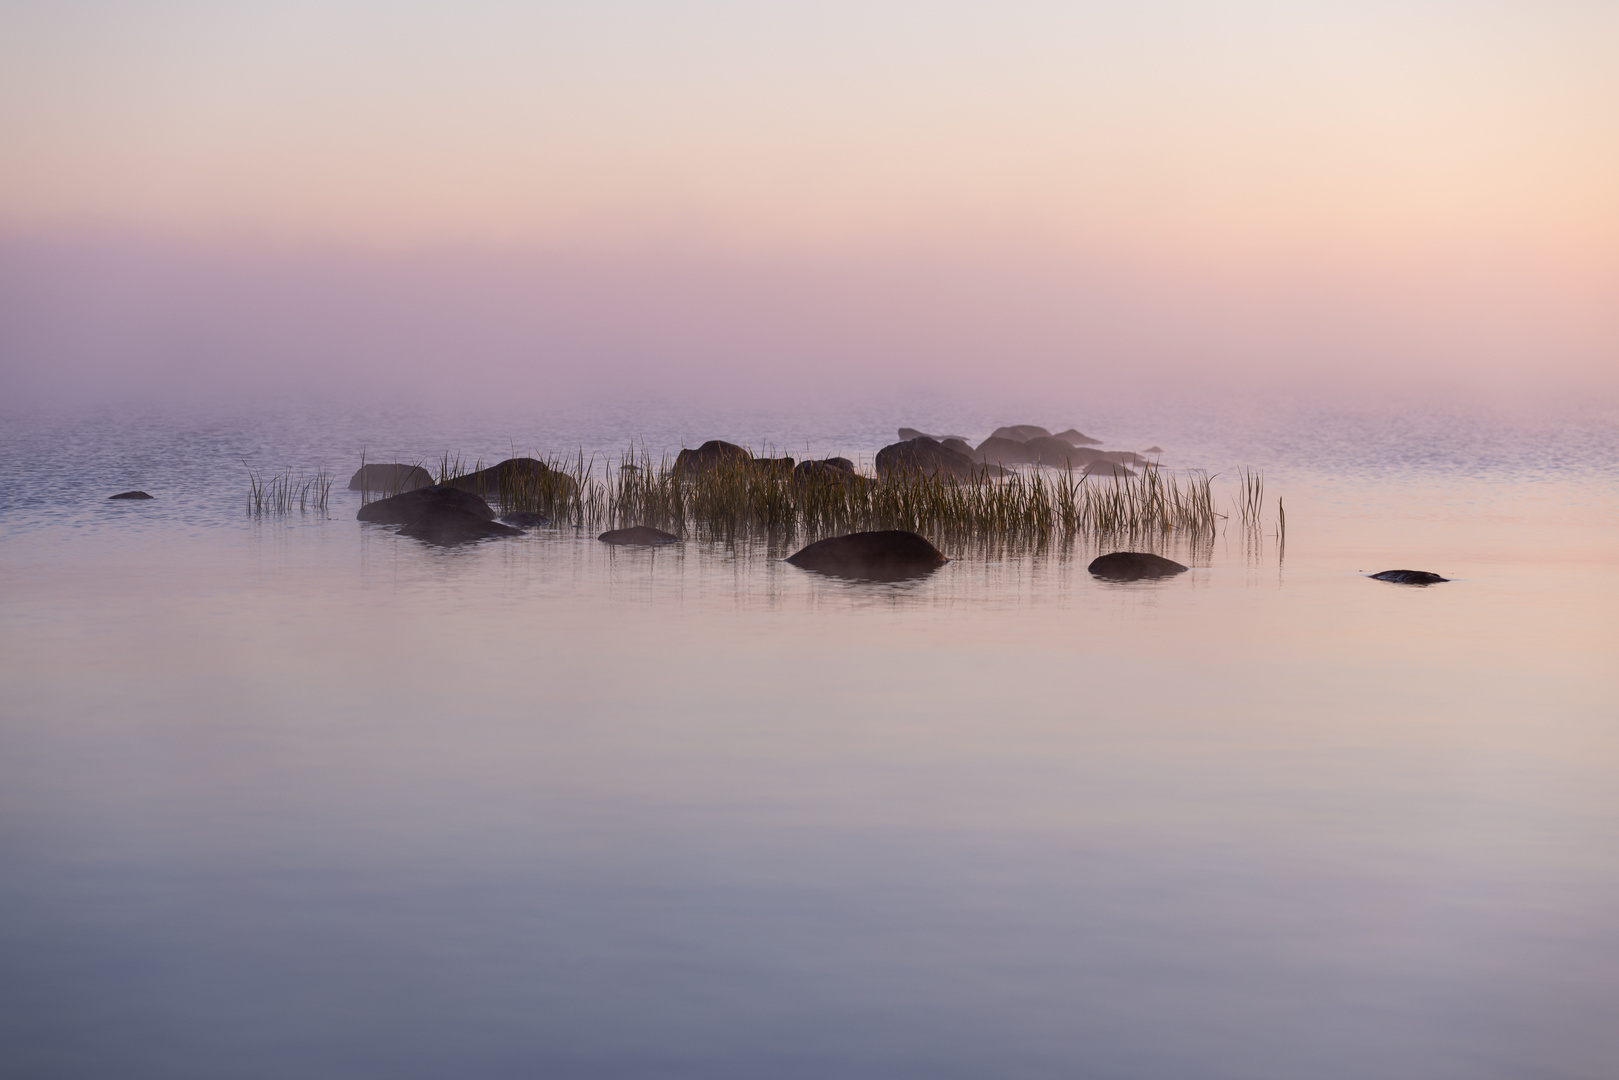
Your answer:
[1,1,1615,406]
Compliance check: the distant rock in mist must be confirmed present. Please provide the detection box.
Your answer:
[898,427,968,442]
[1054,429,1103,446]
[109,491,153,500]
[991,425,1052,442]
[786,530,948,581]
[1088,552,1188,580]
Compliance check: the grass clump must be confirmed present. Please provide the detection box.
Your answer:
[246,465,332,516]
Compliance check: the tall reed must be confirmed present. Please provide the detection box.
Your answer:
[246,465,332,516]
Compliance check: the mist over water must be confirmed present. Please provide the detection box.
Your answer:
[2,397,1616,1079]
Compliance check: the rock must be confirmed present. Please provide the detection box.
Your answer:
[400,507,521,545]
[941,438,980,461]
[1083,460,1137,478]
[991,425,1053,442]
[357,485,496,525]
[974,436,1035,464]
[876,437,985,478]
[786,530,948,580]
[794,457,856,481]
[1370,570,1449,585]
[1054,428,1103,446]
[600,526,679,545]
[675,440,752,473]
[348,463,433,492]
[499,512,549,528]
[1088,551,1188,580]
[754,456,796,477]
[1022,437,1103,466]
[443,458,559,497]
[109,491,154,500]
[899,428,969,442]
[1142,445,1163,454]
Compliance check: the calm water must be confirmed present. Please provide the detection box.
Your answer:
[1,400,1616,1079]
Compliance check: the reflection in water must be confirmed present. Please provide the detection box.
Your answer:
[0,405,1616,1079]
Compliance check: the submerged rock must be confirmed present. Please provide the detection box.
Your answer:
[793,457,856,481]
[875,437,984,478]
[786,530,948,580]
[499,511,550,528]
[348,463,433,492]
[1370,569,1449,585]
[991,424,1052,442]
[400,507,521,545]
[1088,551,1188,580]
[357,485,496,525]
[674,440,752,473]
[109,491,154,500]
[599,526,679,545]
[1054,428,1103,446]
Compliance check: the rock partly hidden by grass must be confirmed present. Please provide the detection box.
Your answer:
[357,485,496,525]
[786,530,948,581]
[1370,570,1448,585]
[600,526,679,545]
[109,491,153,500]
[875,437,984,479]
[1088,551,1189,580]
[793,457,856,481]
[348,464,433,492]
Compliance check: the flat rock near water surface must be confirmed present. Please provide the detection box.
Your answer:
[1088,551,1189,580]
[108,491,153,500]
[600,526,679,545]
[400,509,520,545]
[1370,570,1449,585]
[786,530,948,581]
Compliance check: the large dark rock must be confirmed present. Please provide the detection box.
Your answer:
[941,438,980,461]
[599,526,679,546]
[1054,428,1103,446]
[348,463,433,492]
[875,437,984,478]
[1370,570,1449,585]
[1083,460,1137,479]
[794,457,856,481]
[753,456,796,477]
[974,436,1035,464]
[109,491,154,500]
[675,440,752,473]
[357,485,496,525]
[786,530,948,581]
[443,458,559,497]
[1088,551,1188,580]
[400,508,521,545]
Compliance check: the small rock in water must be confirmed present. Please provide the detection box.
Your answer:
[1141,445,1163,454]
[358,485,496,525]
[599,526,679,545]
[1370,570,1448,585]
[786,530,948,581]
[400,507,521,546]
[1088,551,1188,580]
[109,491,154,500]
[499,512,549,528]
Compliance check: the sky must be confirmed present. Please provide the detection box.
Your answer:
[1,0,1615,407]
